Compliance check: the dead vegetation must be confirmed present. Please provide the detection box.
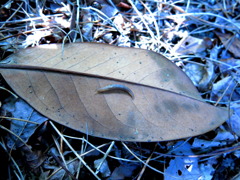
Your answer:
[0,0,240,179]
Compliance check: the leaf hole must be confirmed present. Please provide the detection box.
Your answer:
[178,170,182,176]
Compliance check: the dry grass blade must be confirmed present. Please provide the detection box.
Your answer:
[137,143,157,180]
[49,121,101,180]
[0,116,40,125]
[49,138,77,180]
[95,141,115,175]
[0,125,31,150]
[0,141,24,179]
[0,87,18,98]
[164,4,240,30]
[121,142,182,179]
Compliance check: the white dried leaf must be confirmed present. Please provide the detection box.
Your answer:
[173,36,206,55]
[165,142,201,180]
[192,138,222,149]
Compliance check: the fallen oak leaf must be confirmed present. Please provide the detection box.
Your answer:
[0,64,230,142]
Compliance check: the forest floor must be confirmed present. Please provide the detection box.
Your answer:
[0,0,239,179]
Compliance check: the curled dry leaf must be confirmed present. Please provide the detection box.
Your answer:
[0,43,230,141]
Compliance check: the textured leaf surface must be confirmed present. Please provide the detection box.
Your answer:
[3,42,202,100]
[0,64,228,141]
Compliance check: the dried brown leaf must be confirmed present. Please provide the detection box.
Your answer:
[3,42,202,99]
[0,65,228,142]
[0,43,230,141]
